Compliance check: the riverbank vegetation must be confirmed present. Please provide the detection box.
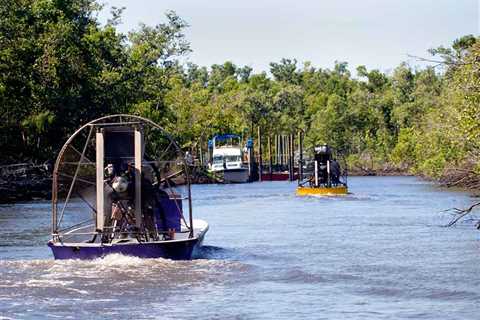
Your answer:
[1,0,479,190]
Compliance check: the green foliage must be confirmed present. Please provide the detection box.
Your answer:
[0,1,478,184]
[390,128,417,168]
[0,1,189,162]
[21,110,55,134]
[270,58,299,84]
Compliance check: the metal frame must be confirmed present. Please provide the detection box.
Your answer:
[52,114,194,241]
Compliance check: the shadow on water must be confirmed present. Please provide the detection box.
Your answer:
[193,245,231,260]
[194,245,280,263]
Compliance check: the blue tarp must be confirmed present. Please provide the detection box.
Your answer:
[246,138,254,148]
[213,134,241,141]
[155,195,182,232]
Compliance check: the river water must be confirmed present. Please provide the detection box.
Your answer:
[0,176,479,319]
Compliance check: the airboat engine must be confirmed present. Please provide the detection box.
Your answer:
[296,144,348,196]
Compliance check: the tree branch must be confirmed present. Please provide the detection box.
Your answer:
[407,54,465,66]
[443,202,480,227]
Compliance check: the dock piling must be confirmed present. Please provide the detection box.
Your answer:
[268,135,273,180]
[258,127,263,182]
[288,135,292,181]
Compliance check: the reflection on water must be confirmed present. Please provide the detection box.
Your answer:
[1,177,480,319]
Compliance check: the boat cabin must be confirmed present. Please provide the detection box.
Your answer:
[207,134,250,183]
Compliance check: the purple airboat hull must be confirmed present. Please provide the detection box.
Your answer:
[49,115,210,261]
[48,232,207,260]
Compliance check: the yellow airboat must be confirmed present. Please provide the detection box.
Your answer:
[296,145,348,196]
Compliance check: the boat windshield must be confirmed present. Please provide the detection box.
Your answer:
[214,136,241,148]
[225,155,241,163]
[213,155,223,163]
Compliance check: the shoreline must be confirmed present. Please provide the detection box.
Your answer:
[1,169,477,204]
[347,167,413,177]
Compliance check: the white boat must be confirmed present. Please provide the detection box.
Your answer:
[208,134,250,183]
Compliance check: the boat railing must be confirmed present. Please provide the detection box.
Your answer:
[59,229,192,237]
[58,219,94,234]
[58,229,192,243]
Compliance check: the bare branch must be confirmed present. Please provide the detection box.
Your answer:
[444,202,480,227]
[407,54,465,66]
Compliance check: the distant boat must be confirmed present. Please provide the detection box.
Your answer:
[48,114,208,260]
[208,134,250,183]
[296,144,348,196]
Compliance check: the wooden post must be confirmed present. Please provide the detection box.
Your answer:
[284,135,290,167]
[286,135,292,181]
[258,127,262,182]
[248,144,254,181]
[286,135,290,169]
[292,134,296,177]
[290,134,294,181]
[279,135,283,167]
[268,135,273,180]
[279,135,282,168]
[274,135,277,168]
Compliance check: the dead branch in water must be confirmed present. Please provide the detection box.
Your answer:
[444,202,480,228]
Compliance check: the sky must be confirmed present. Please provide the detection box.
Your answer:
[97,0,479,74]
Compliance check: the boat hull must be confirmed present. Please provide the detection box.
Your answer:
[48,230,207,260]
[223,169,250,183]
[296,185,348,196]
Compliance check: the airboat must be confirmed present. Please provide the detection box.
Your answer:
[296,145,348,196]
[48,115,208,260]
